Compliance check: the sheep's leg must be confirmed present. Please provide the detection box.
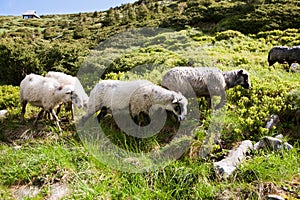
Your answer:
[46,111,51,120]
[56,104,61,115]
[144,113,151,125]
[50,109,62,133]
[205,97,212,109]
[69,102,75,121]
[20,101,27,123]
[33,109,44,126]
[132,112,150,126]
[214,92,226,110]
[97,107,108,123]
[64,102,74,121]
[42,110,51,120]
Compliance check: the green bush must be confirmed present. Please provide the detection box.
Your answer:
[215,30,245,41]
[103,46,189,77]
[0,85,19,110]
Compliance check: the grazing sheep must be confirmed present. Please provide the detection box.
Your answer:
[268,46,300,67]
[161,67,251,109]
[268,46,290,66]
[45,71,89,120]
[20,73,76,132]
[82,80,188,125]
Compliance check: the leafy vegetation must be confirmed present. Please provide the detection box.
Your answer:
[0,0,300,199]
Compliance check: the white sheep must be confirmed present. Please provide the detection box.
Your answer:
[82,80,188,125]
[20,73,76,132]
[45,71,89,120]
[161,67,251,109]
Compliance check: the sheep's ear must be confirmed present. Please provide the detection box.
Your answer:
[238,69,244,75]
[65,90,73,95]
[172,95,178,103]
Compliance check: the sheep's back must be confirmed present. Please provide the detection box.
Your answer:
[162,67,224,98]
[47,72,89,104]
[87,80,153,115]
[20,74,60,107]
[129,84,163,115]
[289,46,300,62]
[46,71,75,86]
[268,46,290,62]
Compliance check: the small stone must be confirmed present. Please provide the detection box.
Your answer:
[0,109,8,119]
[13,146,22,151]
[274,134,283,139]
[265,114,280,130]
[265,194,285,200]
[214,140,253,179]
[283,142,293,150]
[254,136,293,151]
[290,63,299,73]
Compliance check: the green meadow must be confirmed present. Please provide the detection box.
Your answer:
[0,0,299,199]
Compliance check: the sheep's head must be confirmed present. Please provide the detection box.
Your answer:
[70,92,89,111]
[56,85,74,103]
[168,92,188,121]
[82,99,89,111]
[237,69,251,89]
[71,92,83,109]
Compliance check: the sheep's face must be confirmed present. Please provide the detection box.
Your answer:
[168,93,188,121]
[237,70,251,89]
[71,93,84,109]
[57,85,74,102]
[82,99,89,111]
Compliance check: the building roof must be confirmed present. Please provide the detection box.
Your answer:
[22,10,40,18]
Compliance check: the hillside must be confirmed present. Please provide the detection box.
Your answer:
[0,0,300,85]
[0,0,300,199]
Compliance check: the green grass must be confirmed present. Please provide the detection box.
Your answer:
[1,28,300,199]
[1,1,300,198]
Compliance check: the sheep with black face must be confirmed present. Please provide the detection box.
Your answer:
[81,80,188,125]
[161,67,251,109]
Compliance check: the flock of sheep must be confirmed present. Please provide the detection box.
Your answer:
[19,66,252,133]
[18,45,298,133]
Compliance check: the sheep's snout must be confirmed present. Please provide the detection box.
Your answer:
[178,115,185,121]
[71,93,83,109]
[242,83,251,89]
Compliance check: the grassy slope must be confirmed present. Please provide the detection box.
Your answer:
[1,29,299,199]
[0,1,300,199]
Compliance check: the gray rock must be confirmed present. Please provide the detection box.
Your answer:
[254,136,293,150]
[13,186,39,199]
[290,63,299,72]
[214,140,253,179]
[49,183,69,200]
[265,114,280,130]
[274,134,283,139]
[0,109,8,120]
[265,194,285,200]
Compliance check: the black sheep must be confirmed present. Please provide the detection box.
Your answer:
[268,46,300,66]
